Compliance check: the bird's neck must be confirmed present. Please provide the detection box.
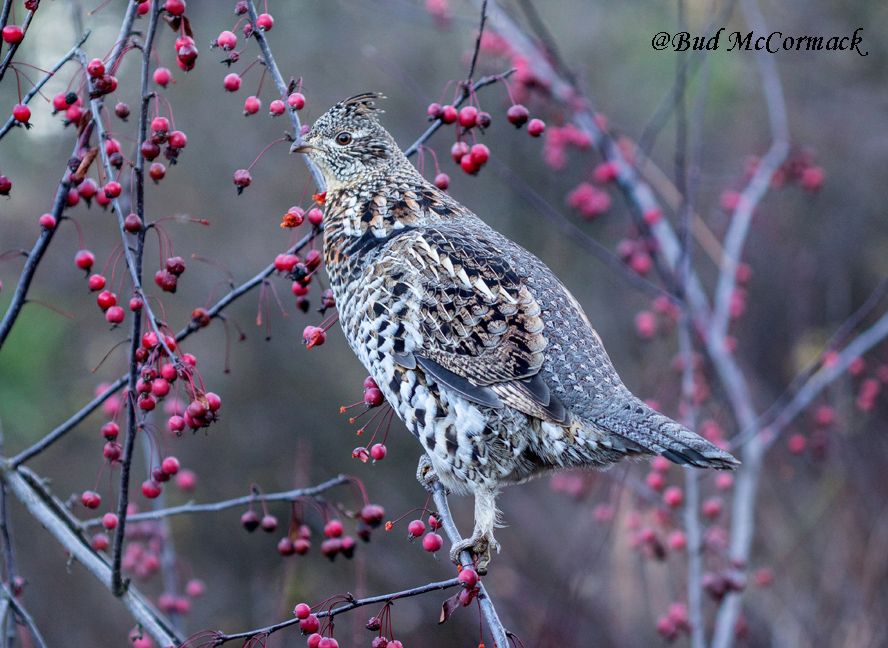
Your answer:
[321,160,458,266]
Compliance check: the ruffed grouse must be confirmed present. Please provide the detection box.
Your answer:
[292,93,738,567]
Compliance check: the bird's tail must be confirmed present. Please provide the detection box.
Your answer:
[594,399,739,470]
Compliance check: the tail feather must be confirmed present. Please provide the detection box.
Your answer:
[595,399,739,470]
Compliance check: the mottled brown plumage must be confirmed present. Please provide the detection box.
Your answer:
[293,93,738,567]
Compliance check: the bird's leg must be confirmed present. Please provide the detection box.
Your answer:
[449,487,500,574]
[416,453,448,494]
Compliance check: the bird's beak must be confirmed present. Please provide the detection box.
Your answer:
[290,140,315,154]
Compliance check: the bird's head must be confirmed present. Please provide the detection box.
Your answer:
[291,93,400,192]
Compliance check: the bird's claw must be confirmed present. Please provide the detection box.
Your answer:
[416,454,446,494]
[449,533,500,575]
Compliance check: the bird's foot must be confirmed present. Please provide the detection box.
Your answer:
[415,454,447,494]
[450,531,500,575]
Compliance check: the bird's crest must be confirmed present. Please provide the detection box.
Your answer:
[341,92,385,116]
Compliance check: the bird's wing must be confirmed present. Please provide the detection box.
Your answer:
[377,225,569,425]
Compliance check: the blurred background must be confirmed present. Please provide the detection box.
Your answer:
[1,0,888,646]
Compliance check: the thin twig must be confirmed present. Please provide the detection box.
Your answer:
[0,31,90,141]
[429,481,510,648]
[0,154,80,351]
[245,0,325,190]
[82,475,352,526]
[109,0,164,597]
[0,8,34,84]
[465,0,488,83]
[403,70,514,159]
[212,576,462,645]
[2,583,48,648]
[0,465,182,646]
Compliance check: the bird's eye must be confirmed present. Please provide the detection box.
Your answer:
[335,132,352,145]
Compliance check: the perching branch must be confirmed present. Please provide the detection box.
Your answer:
[82,475,353,526]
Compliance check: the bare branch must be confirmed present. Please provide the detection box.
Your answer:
[0,465,182,646]
[82,475,353,526]
[0,31,90,141]
[429,482,509,648]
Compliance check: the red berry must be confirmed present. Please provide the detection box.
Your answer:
[105,306,125,324]
[635,311,656,339]
[422,532,443,552]
[668,530,687,551]
[153,67,171,87]
[13,104,31,124]
[527,118,546,136]
[65,104,82,122]
[52,93,69,111]
[458,106,478,128]
[104,181,122,198]
[307,207,323,225]
[434,173,450,190]
[458,567,478,588]
[101,422,119,439]
[167,415,186,434]
[141,479,162,498]
[233,169,251,193]
[303,326,326,348]
[450,141,469,163]
[102,513,119,529]
[299,615,320,634]
[223,73,242,92]
[75,250,95,271]
[269,99,286,116]
[702,497,723,519]
[241,510,260,532]
[149,162,166,181]
[168,130,187,149]
[0,175,10,196]
[164,0,185,15]
[460,155,479,175]
[507,104,529,126]
[87,58,105,77]
[370,443,386,460]
[155,270,178,292]
[177,42,198,68]
[124,213,142,233]
[277,537,295,555]
[307,635,322,648]
[317,638,338,648]
[261,515,278,532]
[593,162,619,183]
[800,166,825,192]
[160,455,179,475]
[645,471,666,492]
[244,95,261,115]
[112,103,130,121]
[92,533,109,551]
[78,179,98,200]
[469,143,489,165]
[294,603,311,619]
[81,491,101,508]
[324,520,343,538]
[175,469,196,491]
[66,188,80,207]
[206,392,222,411]
[663,486,684,508]
[138,394,157,411]
[217,30,237,49]
[440,105,457,124]
[37,213,55,229]
[427,103,443,119]
[256,13,273,30]
[287,92,305,110]
[787,433,806,455]
[407,519,425,538]
[364,387,384,407]
[2,25,24,44]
